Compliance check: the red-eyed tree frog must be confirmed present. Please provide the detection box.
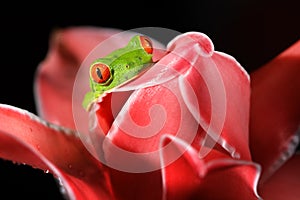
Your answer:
[82,35,154,110]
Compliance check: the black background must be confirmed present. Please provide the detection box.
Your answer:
[0,1,299,199]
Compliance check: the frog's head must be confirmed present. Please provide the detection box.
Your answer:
[90,35,153,85]
[83,35,154,110]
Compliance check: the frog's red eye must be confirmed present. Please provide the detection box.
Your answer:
[140,36,153,54]
[90,63,111,84]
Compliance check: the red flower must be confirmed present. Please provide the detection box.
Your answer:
[0,26,299,200]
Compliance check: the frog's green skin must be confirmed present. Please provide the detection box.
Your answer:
[82,35,153,110]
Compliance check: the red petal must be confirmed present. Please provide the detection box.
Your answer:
[168,32,252,160]
[94,91,133,135]
[260,154,300,200]
[0,104,112,200]
[100,78,199,199]
[161,135,261,200]
[250,40,300,181]
[103,78,199,170]
[211,52,252,160]
[34,27,121,129]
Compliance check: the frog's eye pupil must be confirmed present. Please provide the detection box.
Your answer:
[96,67,103,80]
[91,63,110,84]
[140,36,153,54]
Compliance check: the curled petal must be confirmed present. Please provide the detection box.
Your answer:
[161,135,261,200]
[167,32,214,57]
[250,40,300,181]
[210,52,251,160]
[168,32,251,160]
[0,104,112,200]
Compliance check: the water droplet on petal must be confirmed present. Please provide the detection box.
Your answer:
[233,152,241,159]
[68,164,72,169]
[44,169,49,173]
